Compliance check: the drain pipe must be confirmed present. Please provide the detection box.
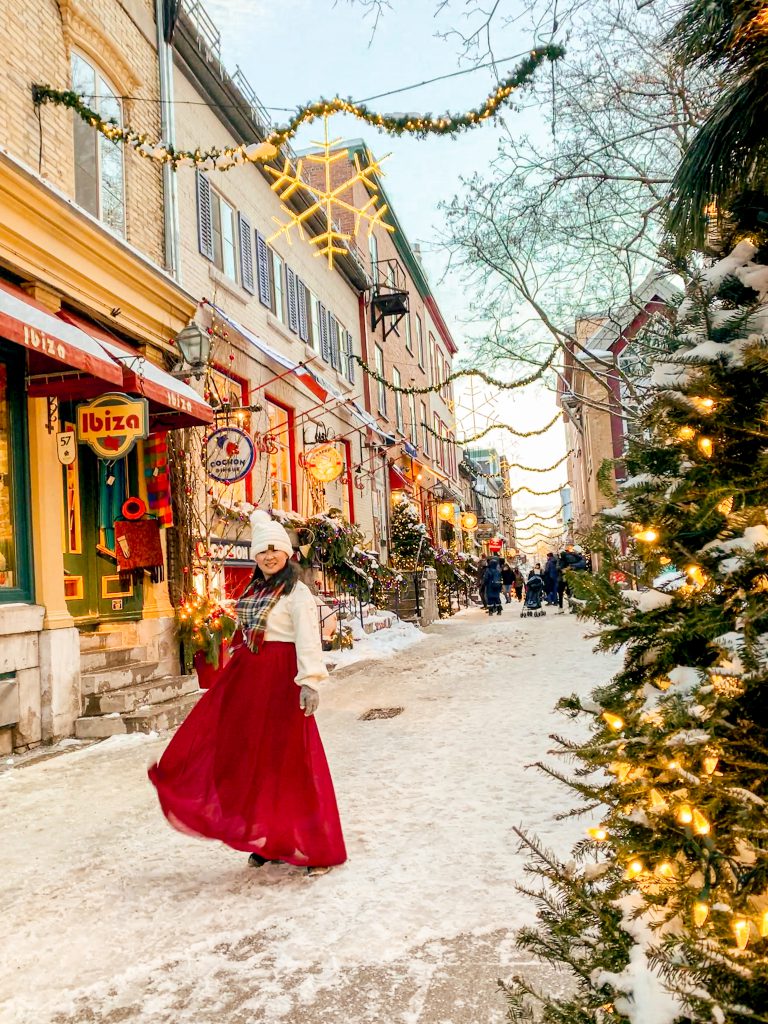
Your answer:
[156,0,181,282]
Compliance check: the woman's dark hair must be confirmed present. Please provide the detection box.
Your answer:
[245,557,299,595]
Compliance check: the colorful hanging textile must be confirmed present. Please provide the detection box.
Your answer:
[144,432,173,527]
[99,458,126,551]
[114,519,164,583]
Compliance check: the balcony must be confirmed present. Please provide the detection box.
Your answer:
[371,257,409,339]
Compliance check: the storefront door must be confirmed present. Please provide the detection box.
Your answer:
[61,404,144,623]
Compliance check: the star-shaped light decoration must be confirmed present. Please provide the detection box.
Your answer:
[266,116,395,268]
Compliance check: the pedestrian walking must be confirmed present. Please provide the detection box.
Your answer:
[543,552,558,605]
[500,561,515,603]
[148,510,346,874]
[513,567,525,601]
[475,556,488,608]
[483,557,503,615]
[556,545,588,614]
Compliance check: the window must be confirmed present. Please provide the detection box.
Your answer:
[393,368,404,433]
[267,400,294,512]
[434,414,442,466]
[211,192,238,280]
[71,53,125,234]
[309,292,321,352]
[375,345,387,415]
[448,432,456,476]
[271,249,285,321]
[420,401,429,455]
[404,314,412,353]
[415,315,425,369]
[0,347,32,602]
[339,325,349,378]
[429,334,438,388]
[408,392,418,445]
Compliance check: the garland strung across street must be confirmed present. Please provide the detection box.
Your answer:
[456,415,561,443]
[353,347,558,395]
[510,482,567,498]
[468,452,570,477]
[31,47,564,172]
[514,507,565,525]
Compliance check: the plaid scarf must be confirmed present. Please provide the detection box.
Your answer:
[236,577,286,653]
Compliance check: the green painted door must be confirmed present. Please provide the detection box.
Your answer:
[61,406,144,623]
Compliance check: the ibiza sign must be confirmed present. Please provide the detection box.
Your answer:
[76,393,149,459]
[206,427,255,484]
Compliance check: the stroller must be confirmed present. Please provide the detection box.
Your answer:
[521,573,546,617]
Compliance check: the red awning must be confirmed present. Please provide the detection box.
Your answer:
[0,279,124,395]
[58,311,214,428]
[389,464,413,493]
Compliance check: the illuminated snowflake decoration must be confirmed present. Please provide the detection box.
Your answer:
[266,116,395,268]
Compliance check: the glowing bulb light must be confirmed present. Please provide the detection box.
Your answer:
[676,804,693,825]
[677,426,696,441]
[625,859,644,879]
[693,902,709,927]
[686,565,707,587]
[656,861,675,879]
[697,436,714,458]
[633,528,659,544]
[691,396,716,413]
[602,711,625,731]
[588,826,608,841]
[692,808,710,835]
[702,755,719,775]
[733,918,751,950]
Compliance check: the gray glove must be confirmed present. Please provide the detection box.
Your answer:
[299,685,319,717]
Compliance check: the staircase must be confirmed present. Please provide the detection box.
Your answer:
[74,625,201,739]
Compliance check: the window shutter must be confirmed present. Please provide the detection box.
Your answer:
[319,303,330,362]
[196,171,214,261]
[296,279,309,342]
[346,331,355,383]
[328,312,340,369]
[286,267,299,334]
[256,231,271,307]
[238,213,255,293]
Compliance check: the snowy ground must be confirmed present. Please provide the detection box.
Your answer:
[0,606,622,1024]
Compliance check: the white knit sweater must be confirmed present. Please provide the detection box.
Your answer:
[262,581,329,689]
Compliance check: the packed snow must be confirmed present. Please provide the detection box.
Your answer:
[0,608,624,1023]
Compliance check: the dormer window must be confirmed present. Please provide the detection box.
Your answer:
[71,53,125,235]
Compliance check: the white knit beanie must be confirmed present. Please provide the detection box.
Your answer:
[249,509,294,557]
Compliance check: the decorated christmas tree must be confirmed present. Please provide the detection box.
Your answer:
[503,242,768,1022]
[390,497,430,570]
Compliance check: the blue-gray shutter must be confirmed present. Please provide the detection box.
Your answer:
[196,171,214,261]
[238,213,255,293]
[286,267,299,334]
[296,278,309,342]
[256,231,271,307]
[328,312,340,369]
[346,331,355,383]
[319,302,330,362]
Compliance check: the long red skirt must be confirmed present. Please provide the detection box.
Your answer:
[148,641,347,867]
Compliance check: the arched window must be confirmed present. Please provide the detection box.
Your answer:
[71,52,125,235]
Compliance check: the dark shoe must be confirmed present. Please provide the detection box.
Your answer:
[248,853,268,867]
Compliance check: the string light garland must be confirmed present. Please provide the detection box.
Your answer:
[353,346,558,395]
[31,47,564,171]
[514,507,565,525]
[510,481,568,498]
[456,414,561,443]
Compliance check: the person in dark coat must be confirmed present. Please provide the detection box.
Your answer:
[482,557,503,615]
[512,567,525,601]
[543,552,558,605]
[557,545,588,613]
[475,556,488,607]
[500,561,515,603]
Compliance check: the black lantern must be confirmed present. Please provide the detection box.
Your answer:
[172,322,210,379]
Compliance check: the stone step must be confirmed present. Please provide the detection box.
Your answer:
[78,624,142,653]
[81,659,162,696]
[74,690,202,740]
[80,645,149,674]
[82,673,199,717]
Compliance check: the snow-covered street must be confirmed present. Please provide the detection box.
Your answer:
[1,608,622,1024]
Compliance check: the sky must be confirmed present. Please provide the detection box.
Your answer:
[201,0,568,544]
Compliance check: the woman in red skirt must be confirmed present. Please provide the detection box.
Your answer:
[148,510,346,874]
